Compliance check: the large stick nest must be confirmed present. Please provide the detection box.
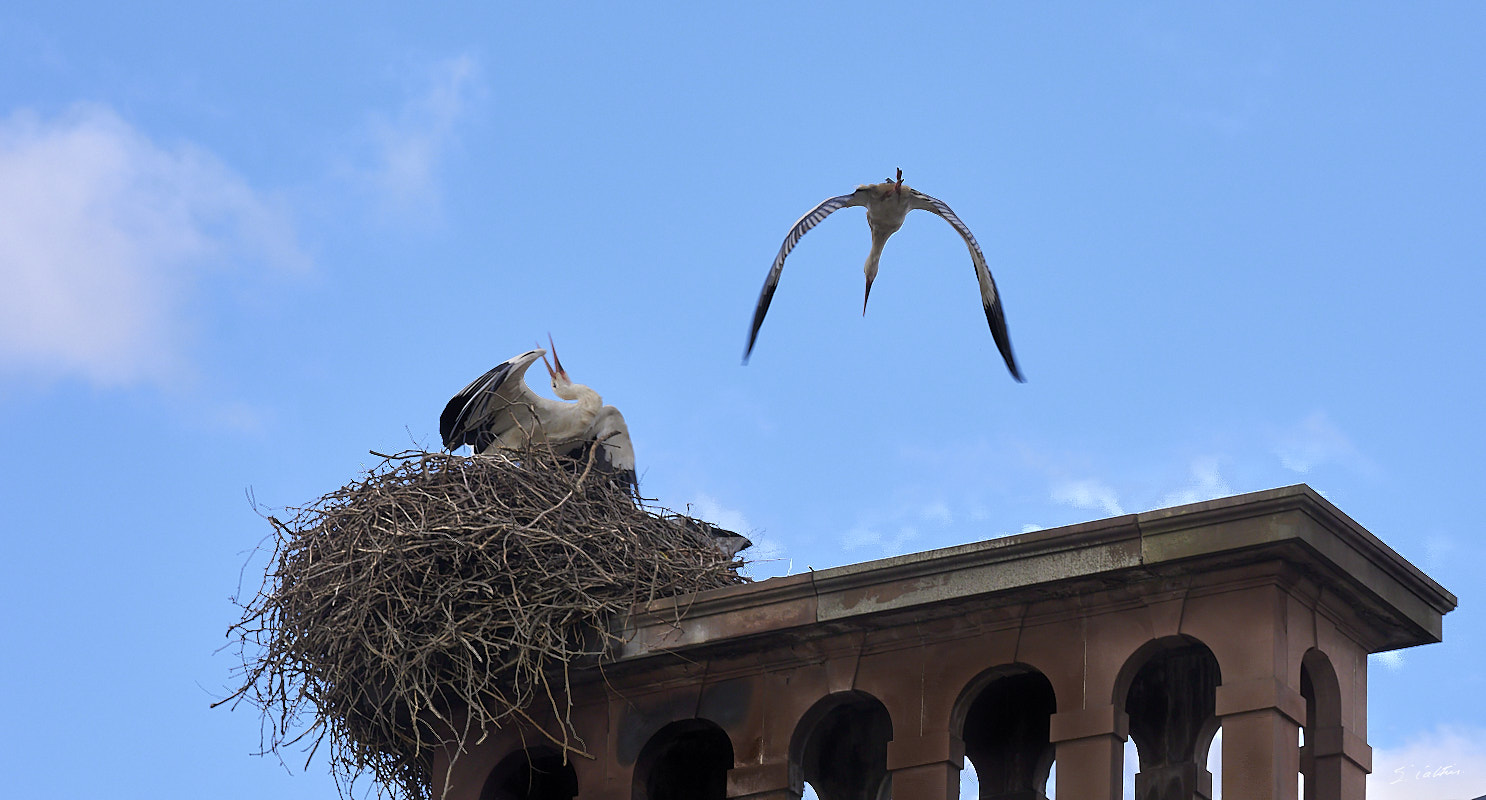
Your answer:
[219,448,748,800]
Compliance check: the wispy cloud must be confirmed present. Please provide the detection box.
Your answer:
[688,492,785,572]
[1370,726,1486,800]
[1372,650,1407,673]
[361,54,480,215]
[0,104,307,387]
[842,524,919,558]
[1273,411,1371,476]
[1160,456,1234,508]
[920,501,953,525]
[1052,479,1126,517]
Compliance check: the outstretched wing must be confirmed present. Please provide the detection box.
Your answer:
[743,191,864,363]
[909,190,1025,382]
[440,349,545,451]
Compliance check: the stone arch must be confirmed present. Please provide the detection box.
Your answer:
[1117,635,1222,800]
[632,719,734,800]
[1301,648,1342,734]
[951,664,1057,800]
[787,690,893,800]
[480,746,579,800]
[1300,647,1345,800]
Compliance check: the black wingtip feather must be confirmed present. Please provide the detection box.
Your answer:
[438,395,465,450]
[984,301,1026,383]
[743,280,778,364]
[438,358,521,451]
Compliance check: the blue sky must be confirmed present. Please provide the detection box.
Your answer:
[1,3,1482,798]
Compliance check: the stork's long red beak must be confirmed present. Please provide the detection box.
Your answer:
[546,333,568,380]
[863,276,875,315]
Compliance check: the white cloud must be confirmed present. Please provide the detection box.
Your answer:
[1372,650,1407,673]
[959,760,978,800]
[1208,728,1223,799]
[362,54,479,213]
[687,492,751,536]
[1273,411,1370,475]
[1425,535,1458,573]
[1370,727,1486,800]
[1052,479,1125,517]
[1019,523,1045,534]
[920,501,953,525]
[0,104,306,387]
[842,524,919,557]
[687,493,785,572]
[1160,456,1234,508]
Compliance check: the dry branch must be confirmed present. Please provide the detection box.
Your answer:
[219,448,747,800]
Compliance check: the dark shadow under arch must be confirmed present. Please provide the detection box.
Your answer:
[480,747,579,800]
[953,664,1057,800]
[632,719,734,800]
[1120,636,1221,800]
[788,690,893,800]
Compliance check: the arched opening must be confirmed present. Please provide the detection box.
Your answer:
[789,691,893,800]
[1300,648,1344,800]
[1119,636,1221,800]
[632,719,734,800]
[480,747,579,800]
[954,666,1056,800]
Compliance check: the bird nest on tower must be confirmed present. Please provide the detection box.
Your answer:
[219,447,748,800]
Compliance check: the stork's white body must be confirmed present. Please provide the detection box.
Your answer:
[440,346,637,488]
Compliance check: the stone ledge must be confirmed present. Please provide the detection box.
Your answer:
[1215,676,1308,725]
[612,485,1454,666]
[885,731,965,770]
[1049,704,1130,743]
[1307,725,1374,771]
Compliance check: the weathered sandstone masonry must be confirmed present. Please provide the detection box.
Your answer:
[442,485,1455,800]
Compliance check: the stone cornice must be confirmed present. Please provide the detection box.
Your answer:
[610,484,1454,665]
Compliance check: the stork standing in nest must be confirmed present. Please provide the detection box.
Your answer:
[440,337,636,490]
[744,168,1025,382]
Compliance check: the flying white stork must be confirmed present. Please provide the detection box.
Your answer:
[439,338,637,489]
[744,169,1025,382]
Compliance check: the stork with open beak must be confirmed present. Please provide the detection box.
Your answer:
[743,168,1025,382]
[440,336,637,490]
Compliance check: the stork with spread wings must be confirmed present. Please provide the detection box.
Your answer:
[745,169,1024,383]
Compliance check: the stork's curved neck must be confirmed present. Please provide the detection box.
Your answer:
[554,381,603,417]
[865,229,891,278]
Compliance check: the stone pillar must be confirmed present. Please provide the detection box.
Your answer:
[1048,705,1127,800]
[1304,726,1371,800]
[885,731,964,800]
[1216,677,1305,800]
[727,762,798,800]
[1132,762,1213,800]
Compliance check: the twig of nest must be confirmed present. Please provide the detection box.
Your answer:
[218,447,747,800]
